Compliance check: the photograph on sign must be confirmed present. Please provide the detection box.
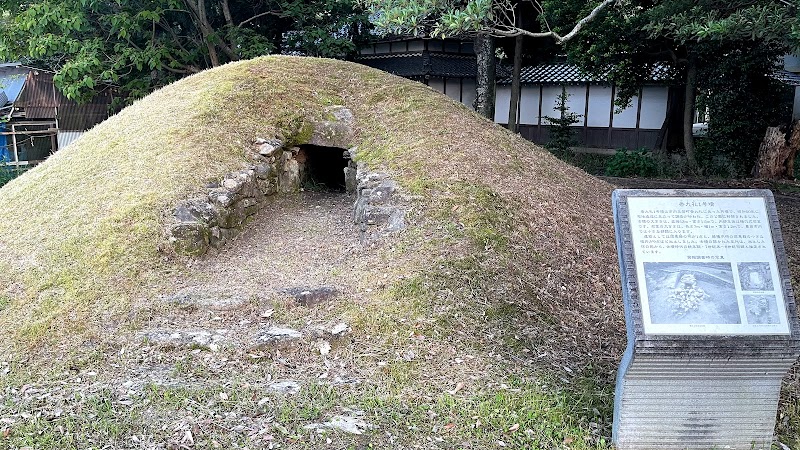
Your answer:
[626,195,790,335]
[737,262,774,291]
[643,262,739,325]
[743,295,781,324]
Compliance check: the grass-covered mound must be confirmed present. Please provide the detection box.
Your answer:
[0,56,628,448]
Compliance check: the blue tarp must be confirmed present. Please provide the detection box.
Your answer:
[0,123,9,163]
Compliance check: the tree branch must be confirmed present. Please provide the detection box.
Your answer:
[489,0,615,44]
[238,10,287,28]
[182,0,238,64]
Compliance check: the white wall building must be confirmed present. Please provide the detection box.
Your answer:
[493,63,672,150]
[779,53,800,121]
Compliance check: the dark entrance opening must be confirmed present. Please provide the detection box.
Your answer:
[297,144,350,192]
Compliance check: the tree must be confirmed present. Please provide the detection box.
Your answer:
[543,86,581,158]
[361,0,615,119]
[552,0,800,173]
[0,0,372,103]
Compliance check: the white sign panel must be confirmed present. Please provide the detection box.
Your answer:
[628,196,790,335]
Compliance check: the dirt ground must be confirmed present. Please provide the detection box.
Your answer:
[4,177,800,449]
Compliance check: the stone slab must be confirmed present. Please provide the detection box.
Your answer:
[611,189,800,450]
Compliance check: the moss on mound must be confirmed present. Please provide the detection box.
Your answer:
[0,56,623,367]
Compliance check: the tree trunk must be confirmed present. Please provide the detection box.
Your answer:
[222,0,234,27]
[753,120,800,179]
[183,0,238,66]
[475,33,496,120]
[683,57,698,170]
[507,34,523,133]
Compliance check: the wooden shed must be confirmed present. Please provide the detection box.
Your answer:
[0,64,114,167]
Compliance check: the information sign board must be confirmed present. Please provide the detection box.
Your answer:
[627,195,790,335]
[611,189,800,450]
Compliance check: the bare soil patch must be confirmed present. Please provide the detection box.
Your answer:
[167,191,364,302]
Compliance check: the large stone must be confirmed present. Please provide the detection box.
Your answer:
[344,166,357,194]
[208,226,223,248]
[174,199,219,225]
[279,158,300,193]
[208,188,235,208]
[281,286,339,307]
[386,208,406,232]
[217,227,240,242]
[308,106,355,148]
[216,199,253,228]
[257,139,283,157]
[303,413,375,435]
[268,380,301,395]
[169,222,210,256]
[254,163,272,180]
[257,178,277,196]
[255,327,303,349]
[221,170,257,199]
[140,329,228,350]
[363,205,394,225]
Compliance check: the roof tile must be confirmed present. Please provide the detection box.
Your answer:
[497,62,672,85]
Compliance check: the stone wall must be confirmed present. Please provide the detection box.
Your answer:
[167,106,406,256]
[352,159,406,239]
[169,143,295,256]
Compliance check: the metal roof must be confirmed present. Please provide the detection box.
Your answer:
[0,65,30,104]
[357,52,476,78]
[774,69,800,86]
[497,62,672,85]
[15,71,115,130]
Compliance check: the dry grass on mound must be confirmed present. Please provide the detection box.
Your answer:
[0,56,623,364]
[0,56,627,449]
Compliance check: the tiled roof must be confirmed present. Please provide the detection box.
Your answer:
[356,52,476,78]
[357,53,426,77]
[497,62,672,85]
[774,69,800,86]
[429,54,476,78]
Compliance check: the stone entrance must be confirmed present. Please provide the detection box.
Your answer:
[166,105,405,256]
[296,145,351,192]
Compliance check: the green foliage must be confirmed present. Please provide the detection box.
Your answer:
[567,152,612,176]
[362,0,493,37]
[0,0,371,104]
[605,148,658,178]
[695,42,792,177]
[0,165,28,188]
[543,86,581,159]
[556,0,800,172]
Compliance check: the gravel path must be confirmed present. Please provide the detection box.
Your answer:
[128,190,393,353]
[175,191,364,296]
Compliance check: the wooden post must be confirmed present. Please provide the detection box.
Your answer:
[635,87,643,148]
[608,84,616,149]
[10,124,18,168]
[584,83,590,146]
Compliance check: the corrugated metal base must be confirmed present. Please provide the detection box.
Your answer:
[614,356,795,449]
[57,130,84,149]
